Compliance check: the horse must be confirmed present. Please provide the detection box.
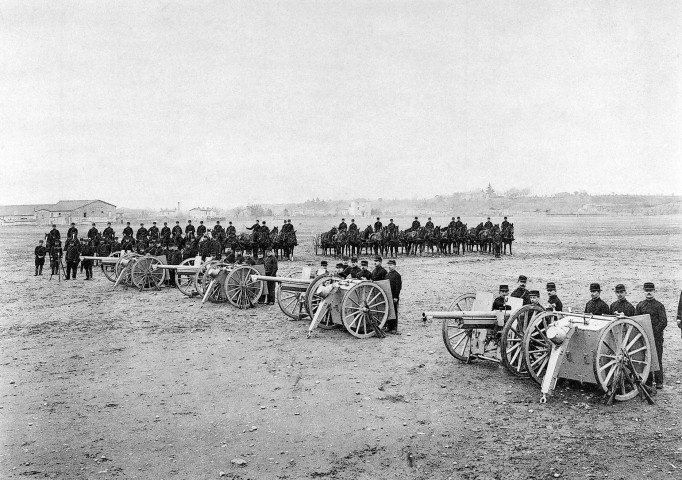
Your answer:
[346,229,362,257]
[502,223,514,255]
[424,226,441,255]
[359,226,374,255]
[319,227,337,256]
[405,227,426,256]
[333,230,349,257]
[384,227,401,258]
[367,228,384,256]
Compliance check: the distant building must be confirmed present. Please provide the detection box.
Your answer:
[0,200,115,226]
[189,207,217,219]
[0,204,51,225]
[159,208,177,218]
[349,201,371,218]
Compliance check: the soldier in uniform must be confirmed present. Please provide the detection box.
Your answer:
[136,223,148,242]
[316,260,328,276]
[160,222,171,240]
[484,217,493,229]
[185,220,195,236]
[246,220,260,233]
[67,222,78,238]
[546,282,563,311]
[338,218,347,231]
[172,221,183,236]
[635,282,667,389]
[243,250,256,266]
[455,217,464,229]
[348,219,358,233]
[501,217,511,230]
[374,217,382,232]
[264,249,278,304]
[371,256,387,281]
[386,219,397,233]
[344,257,359,278]
[87,223,99,241]
[510,275,530,305]
[148,221,160,241]
[411,217,420,230]
[110,236,121,253]
[213,221,224,237]
[123,222,133,237]
[49,224,61,242]
[50,239,63,276]
[197,221,207,237]
[584,283,609,315]
[335,263,347,278]
[225,249,237,264]
[209,234,222,260]
[357,260,372,280]
[198,235,212,261]
[226,221,236,236]
[529,290,543,309]
[425,217,434,229]
[120,233,135,252]
[34,239,47,276]
[260,221,270,237]
[81,240,94,280]
[492,285,511,310]
[166,244,182,287]
[64,237,81,280]
[103,222,115,240]
[385,259,402,334]
[448,217,457,228]
[610,284,635,316]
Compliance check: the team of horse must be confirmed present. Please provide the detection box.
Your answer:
[317,223,514,258]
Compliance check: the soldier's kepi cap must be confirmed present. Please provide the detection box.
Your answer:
[499,284,509,291]
[351,257,358,262]
[643,282,655,291]
[614,284,626,292]
[387,259,396,265]
[360,260,369,266]
[529,290,540,297]
[589,283,601,292]
[374,256,382,262]
[518,275,527,283]
[335,263,344,269]
[546,282,556,291]
[320,260,328,266]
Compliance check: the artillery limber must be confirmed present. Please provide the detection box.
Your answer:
[252,271,395,339]
[81,252,167,291]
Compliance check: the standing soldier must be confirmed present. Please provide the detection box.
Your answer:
[385,259,402,334]
[185,220,195,237]
[81,240,94,280]
[64,237,81,280]
[226,221,236,236]
[264,248,278,304]
[148,221,160,241]
[635,282,667,390]
[411,217,420,230]
[87,223,99,241]
[198,235,212,261]
[123,221,133,237]
[501,217,511,230]
[67,222,78,238]
[167,243,182,287]
[213,221,224,237]
[103,222,115,240]
[49,224,61,242]
[484,217,493,229]
[510,275,530,305]
[348,219,358,233]
[34,239,47,276]
[374,217,383,232]
[584,283,609,315]
[492,285,511,311]
[136,223,148,242]
[425,217,434,229]
[338,218,348,231]
[172,220,183,237]
[546,282,563,311]
[610,284,635,316]
[50,239,63,276]
[357,260,372,280]
[371,256,387,281]
[197,220,207,237]
[160,222,171,241]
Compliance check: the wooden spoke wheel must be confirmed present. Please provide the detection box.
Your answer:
[304,274,335,328]
[224,266,263,309]
[131,256,166,290]
[276,271,306,319]
[500,305,545,377]
[174,257,200,296]
[442,293,476,362]
[594,318,652,402]
[194,260,220,297]
[200,262,229,303]
[341,281,389,338]
[114,253,140,287]
[101,251,122,282]
[523,311,556,385]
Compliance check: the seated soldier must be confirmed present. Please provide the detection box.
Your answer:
[316,260,328,276]
[528,290,543,309]
[335,263,346,278]
[357,260,372,280]
[492,285,511,310]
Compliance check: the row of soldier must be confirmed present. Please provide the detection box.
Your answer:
[333,216,511,233]
[493,275,668,392]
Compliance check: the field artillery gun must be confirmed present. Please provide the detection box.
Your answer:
[423,292,544,377]
[81,252,167,291]
[251,272,396,339]
[522,310,658,404]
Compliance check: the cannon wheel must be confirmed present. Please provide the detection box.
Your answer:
[101,251,122,282]
[175,257,200,296]
[442,293,476,362]
[225,266,263,308]
[194,259,220,297]
[131,256,165,291]
[593,318,652,402]
[114,253,140,287]
[341,281,389,338]
[200,262,229,303]
[276,271,305,319]
[500,305,544,377]
[304,274,336,328]
[523,311,558,385]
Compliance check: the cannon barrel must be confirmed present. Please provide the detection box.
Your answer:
[250,274,312,285]
[81,256,119,264]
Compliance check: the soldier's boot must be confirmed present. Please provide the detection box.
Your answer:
[39,265,43,275]
[34,267,38,276]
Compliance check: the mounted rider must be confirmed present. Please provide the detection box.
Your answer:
[386,219,397,233]
[123,222,133,237]
[67,222,78,239]
[501,216,510,230]
[160,222,171,240]
[136,223,148,242]
[212,220,224,237]
[260,220,270,237]
[148,221,160,241]
[197,221,207,237]
[246,220,260,233]
[374,217,382,232]
[172,221,183,236]
[448,217,457,228]
[455,217,464,229]
[103,222,115,240]
[282,219,293,233]
[87,223,99,240]
[338,218,347,231]
[226,221,236,236]
[49,224,61,242]
[484,217,493,229]
[348,219,358,233]
[185,220,195,236]
[411,217,420,230]
[425,217,434,230]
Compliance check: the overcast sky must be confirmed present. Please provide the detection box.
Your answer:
[1,1,680,209]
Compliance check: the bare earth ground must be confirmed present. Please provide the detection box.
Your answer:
[1,215,681,480]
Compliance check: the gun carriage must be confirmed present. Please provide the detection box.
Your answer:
[252,272,395,339]
[81,252,167,291]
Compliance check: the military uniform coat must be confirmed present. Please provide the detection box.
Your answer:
[584,298,610,315]
[610,299,635,316]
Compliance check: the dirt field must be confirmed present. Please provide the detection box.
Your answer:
[1,215,681,479]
